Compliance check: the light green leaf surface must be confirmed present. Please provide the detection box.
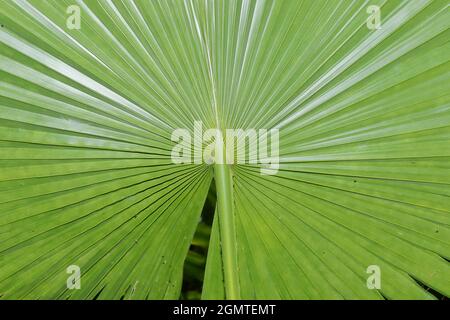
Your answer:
[0,0,449,300]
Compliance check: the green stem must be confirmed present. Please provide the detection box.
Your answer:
[214,162,240,299]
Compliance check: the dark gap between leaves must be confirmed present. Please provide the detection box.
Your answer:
[410,276,447,300]
[180,178,216,300]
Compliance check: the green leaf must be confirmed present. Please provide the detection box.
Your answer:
[0,0,449,300]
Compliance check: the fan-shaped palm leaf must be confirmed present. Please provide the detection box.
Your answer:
[0,0,449,300]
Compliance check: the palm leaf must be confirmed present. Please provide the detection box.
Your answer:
[0,0,449,300]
